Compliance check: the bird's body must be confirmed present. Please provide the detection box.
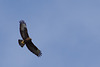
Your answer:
[18,20,42,57]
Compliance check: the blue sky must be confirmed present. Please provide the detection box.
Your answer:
[0,0,100,67]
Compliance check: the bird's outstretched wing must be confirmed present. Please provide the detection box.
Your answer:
[18,20,42,57]
[25,39,42,57]
[19,20,29,40]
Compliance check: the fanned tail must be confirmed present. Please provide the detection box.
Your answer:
[18,39,25,47]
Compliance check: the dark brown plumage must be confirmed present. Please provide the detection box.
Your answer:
[18,20,42,57]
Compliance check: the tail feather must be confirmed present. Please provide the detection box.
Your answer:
[18,39,25,47]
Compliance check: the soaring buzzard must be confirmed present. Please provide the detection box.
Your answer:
[18,20,42,57]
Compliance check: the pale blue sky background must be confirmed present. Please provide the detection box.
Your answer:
[0,0,100,67]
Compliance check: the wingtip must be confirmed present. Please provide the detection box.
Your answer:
[36,49,42,57]
[19,20,26,24]
[38,51,42,57]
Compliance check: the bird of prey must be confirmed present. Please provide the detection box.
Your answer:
[18,20,42,57]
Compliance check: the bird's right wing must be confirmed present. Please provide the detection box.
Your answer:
[19,20,30,40]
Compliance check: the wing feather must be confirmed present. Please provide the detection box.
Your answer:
[25,40,42,57]
[19,20,29,40]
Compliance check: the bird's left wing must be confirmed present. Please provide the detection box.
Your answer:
[25,39,42,57]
